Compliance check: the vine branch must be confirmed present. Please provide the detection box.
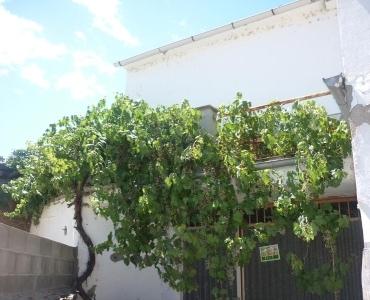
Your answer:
[74,177,96,300]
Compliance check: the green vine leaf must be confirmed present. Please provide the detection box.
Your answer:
[1,94,351,299]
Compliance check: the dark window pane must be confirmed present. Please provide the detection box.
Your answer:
[349,201,359,218]
[340,202,349,216]
[250,211,257,224]
[257,209,264,223]
[265,208,273,222]
[332,203,339,212]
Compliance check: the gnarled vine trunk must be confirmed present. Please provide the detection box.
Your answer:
[74,180,96,300]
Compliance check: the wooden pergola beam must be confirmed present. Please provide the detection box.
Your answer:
[249,90,331,112]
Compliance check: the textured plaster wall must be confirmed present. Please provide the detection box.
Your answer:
[337,0,370,96]
[336,0,370,298]
[31,198,180,300]
[125,1,342,115]
[336,0,370,243]
[30,199,78,247]
[0,223,76,299]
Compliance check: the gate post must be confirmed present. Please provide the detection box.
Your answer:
[331,0,370,298]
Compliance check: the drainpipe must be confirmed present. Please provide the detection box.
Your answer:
[328,1,370,298]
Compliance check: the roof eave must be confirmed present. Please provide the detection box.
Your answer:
[114,0,326,68]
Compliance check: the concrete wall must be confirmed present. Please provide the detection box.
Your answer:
[30,198,180,300]
[0,222,76,299]
[124,1,342,115]
[336,0,370,298]
[336,0,370,244]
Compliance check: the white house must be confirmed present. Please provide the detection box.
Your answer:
[30,0,370,299]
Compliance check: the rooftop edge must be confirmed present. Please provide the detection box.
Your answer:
[114,0,328,68]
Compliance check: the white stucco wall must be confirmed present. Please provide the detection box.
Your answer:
[337,0,370,93]
[30,198,180,300]
[336,0,370,244]
[335,0,370,297]
[124,1,342,115]
[30,199,78,247]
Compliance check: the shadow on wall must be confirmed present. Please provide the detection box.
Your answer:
[359,0,370,13]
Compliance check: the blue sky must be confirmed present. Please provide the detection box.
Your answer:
[0,0,290,158]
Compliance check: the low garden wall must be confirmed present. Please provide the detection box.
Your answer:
[0,222,76,299]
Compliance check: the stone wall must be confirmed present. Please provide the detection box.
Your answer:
[0,222,76,299]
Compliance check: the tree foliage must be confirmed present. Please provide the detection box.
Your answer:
[2,94,351,299]
[6,149,30,170]
[217,95,351,298]
[2,101,108,299]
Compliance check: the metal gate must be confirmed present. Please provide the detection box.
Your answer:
[243,219,363,300]
[183,261,238,300]
[185,199,363,300]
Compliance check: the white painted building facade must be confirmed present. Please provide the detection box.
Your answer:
[31,0,370,299]
[121,0,341,114]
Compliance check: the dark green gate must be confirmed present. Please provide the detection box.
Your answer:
[183,261,238,300]
[185,199,363,300]
[241,197,364,300]
[243,219,363,300]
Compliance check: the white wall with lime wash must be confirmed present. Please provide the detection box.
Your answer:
[30,197,180,300]
[30,199,78,247]
[335,0,370,297]
[336,0,370,241]
[124,1,342,115]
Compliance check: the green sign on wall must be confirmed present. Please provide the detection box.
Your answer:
[259,244,280,262]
